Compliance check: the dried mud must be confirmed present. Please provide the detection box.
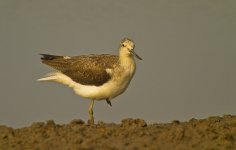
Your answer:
[1,115,236,150]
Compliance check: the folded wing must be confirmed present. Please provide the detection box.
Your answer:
[40,54,119,86]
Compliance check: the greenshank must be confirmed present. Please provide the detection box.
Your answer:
[38,38,142,124]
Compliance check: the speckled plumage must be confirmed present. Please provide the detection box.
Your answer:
[41,54,119,86]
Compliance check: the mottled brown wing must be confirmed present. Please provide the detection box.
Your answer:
[40,54,119,86]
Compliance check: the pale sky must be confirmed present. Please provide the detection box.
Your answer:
[0,0,235,128]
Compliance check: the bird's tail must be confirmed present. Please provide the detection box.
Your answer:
[37,72,60,81]
[37,72,75,88]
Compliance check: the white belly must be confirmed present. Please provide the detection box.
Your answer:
[73,70,134,100]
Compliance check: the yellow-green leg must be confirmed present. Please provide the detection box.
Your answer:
[88,99,94,125]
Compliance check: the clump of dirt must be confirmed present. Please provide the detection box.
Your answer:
[1,115,236,150]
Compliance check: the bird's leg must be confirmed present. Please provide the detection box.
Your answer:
[88,99,95,125]
[106,98,112,107]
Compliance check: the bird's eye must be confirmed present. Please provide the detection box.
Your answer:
[122,44,125,47]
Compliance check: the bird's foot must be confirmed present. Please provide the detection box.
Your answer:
[88,116,94,125]
[106,99,112,107]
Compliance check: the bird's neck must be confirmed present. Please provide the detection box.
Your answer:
[119,48,136,69]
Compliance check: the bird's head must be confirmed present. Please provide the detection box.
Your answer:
[119,38,142,60]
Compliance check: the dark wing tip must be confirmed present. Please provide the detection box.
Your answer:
[39,54,61,60]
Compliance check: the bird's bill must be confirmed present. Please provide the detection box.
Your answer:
[133,51,143,60]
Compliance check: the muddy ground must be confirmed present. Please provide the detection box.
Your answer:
[0,115,236,150]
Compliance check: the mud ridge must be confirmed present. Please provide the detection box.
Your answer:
[1,115,236,150]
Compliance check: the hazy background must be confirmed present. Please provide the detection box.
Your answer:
[0,0,235,128]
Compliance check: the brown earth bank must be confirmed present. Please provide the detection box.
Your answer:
[0,115,236,150]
